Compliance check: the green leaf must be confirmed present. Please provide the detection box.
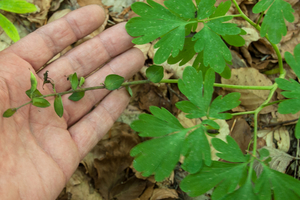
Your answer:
[222,34,245,47]
[253,0,294,44]
[275,78,300,114]
[295,119,300,139]
[68,91,85,101]
[180,161,248,197]
[131,106,184,137]
[3,108,17,117]
[125,86,133,97]
[193,25,232,73]
[0,0,37,13]
[30,71,38,98]
[69,73,79,90]
[167,37,196,66]
[206,16,241,36]
[222,178,258,200]
[176,100,205,119]
[104,74,124,90]
[209,92,241,119]
[126,0,193,64]
[197,0,216,19]
[254,163,300,199]
[54,95,63,117]
[178,67,214,114]
[0,13,19,42]
[220,64,232,79]
[146,65,164,83]
[258,148,270,159]
[164,0,196,19]
[26,89,42,99]
[181,126,212,173]
[79,77,85,87]
[202,119,220,130]
[211,135,247,163]
[285,43,300,78]
[32,98,51,108]
[210,0,231,18]
[131,130,186,181]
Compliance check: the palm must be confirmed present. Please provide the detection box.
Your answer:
[0,5,143,199]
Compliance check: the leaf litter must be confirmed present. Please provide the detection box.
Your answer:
[1,0,300,199]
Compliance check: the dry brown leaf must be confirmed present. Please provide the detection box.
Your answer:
[81,122,140,200]
[228,118,252,153]
[150,188,178,200]
[48,9,71,23]
[280,31,300,59]
[275,112,300,125]
[135,44,151,60]
[139,182,155,200]
[257,127,290,152]
[111,177,147,200]
[27,0,51,26]
[229,50,247,69]
[137,84,172,112]
[117,105,143,125]
[221,67,275,114]
[63,168,103,200]
[254,147,294,176]
[240,27,260,47]
[252,38,277,59]
[50,0,64,11]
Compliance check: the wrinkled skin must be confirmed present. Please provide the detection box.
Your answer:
[0,5,144,199]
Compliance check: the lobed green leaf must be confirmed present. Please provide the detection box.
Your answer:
[209,92,241,119]
[285,43,300,78]
[164,0,196,19]
[193,25,232,73]
[131,131,186,182]
[181,127,212,173]
[254,163,300,199]
[211,135,247,163]
[197,0,216,19]
[131,106,184,137]
[180,161,248,197]
[253,0,294,44]
[126,0,193,64]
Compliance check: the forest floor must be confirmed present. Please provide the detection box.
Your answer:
[1,0,300,199]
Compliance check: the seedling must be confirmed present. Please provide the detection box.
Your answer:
[3,0,300,199]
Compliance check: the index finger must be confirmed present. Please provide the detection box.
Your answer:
[3,5,105,71]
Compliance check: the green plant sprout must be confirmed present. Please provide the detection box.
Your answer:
[0,0,37,42]
[3,0,300,199]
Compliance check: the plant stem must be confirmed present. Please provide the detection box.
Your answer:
[198,14,243,23]
[161,79,274,90]
[16,100,32,110]
[40,80,151,99]
[213,83,273,90]
[232,0,285,76]
[231,111,255,116]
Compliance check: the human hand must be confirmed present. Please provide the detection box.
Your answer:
[0,5,144,199]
